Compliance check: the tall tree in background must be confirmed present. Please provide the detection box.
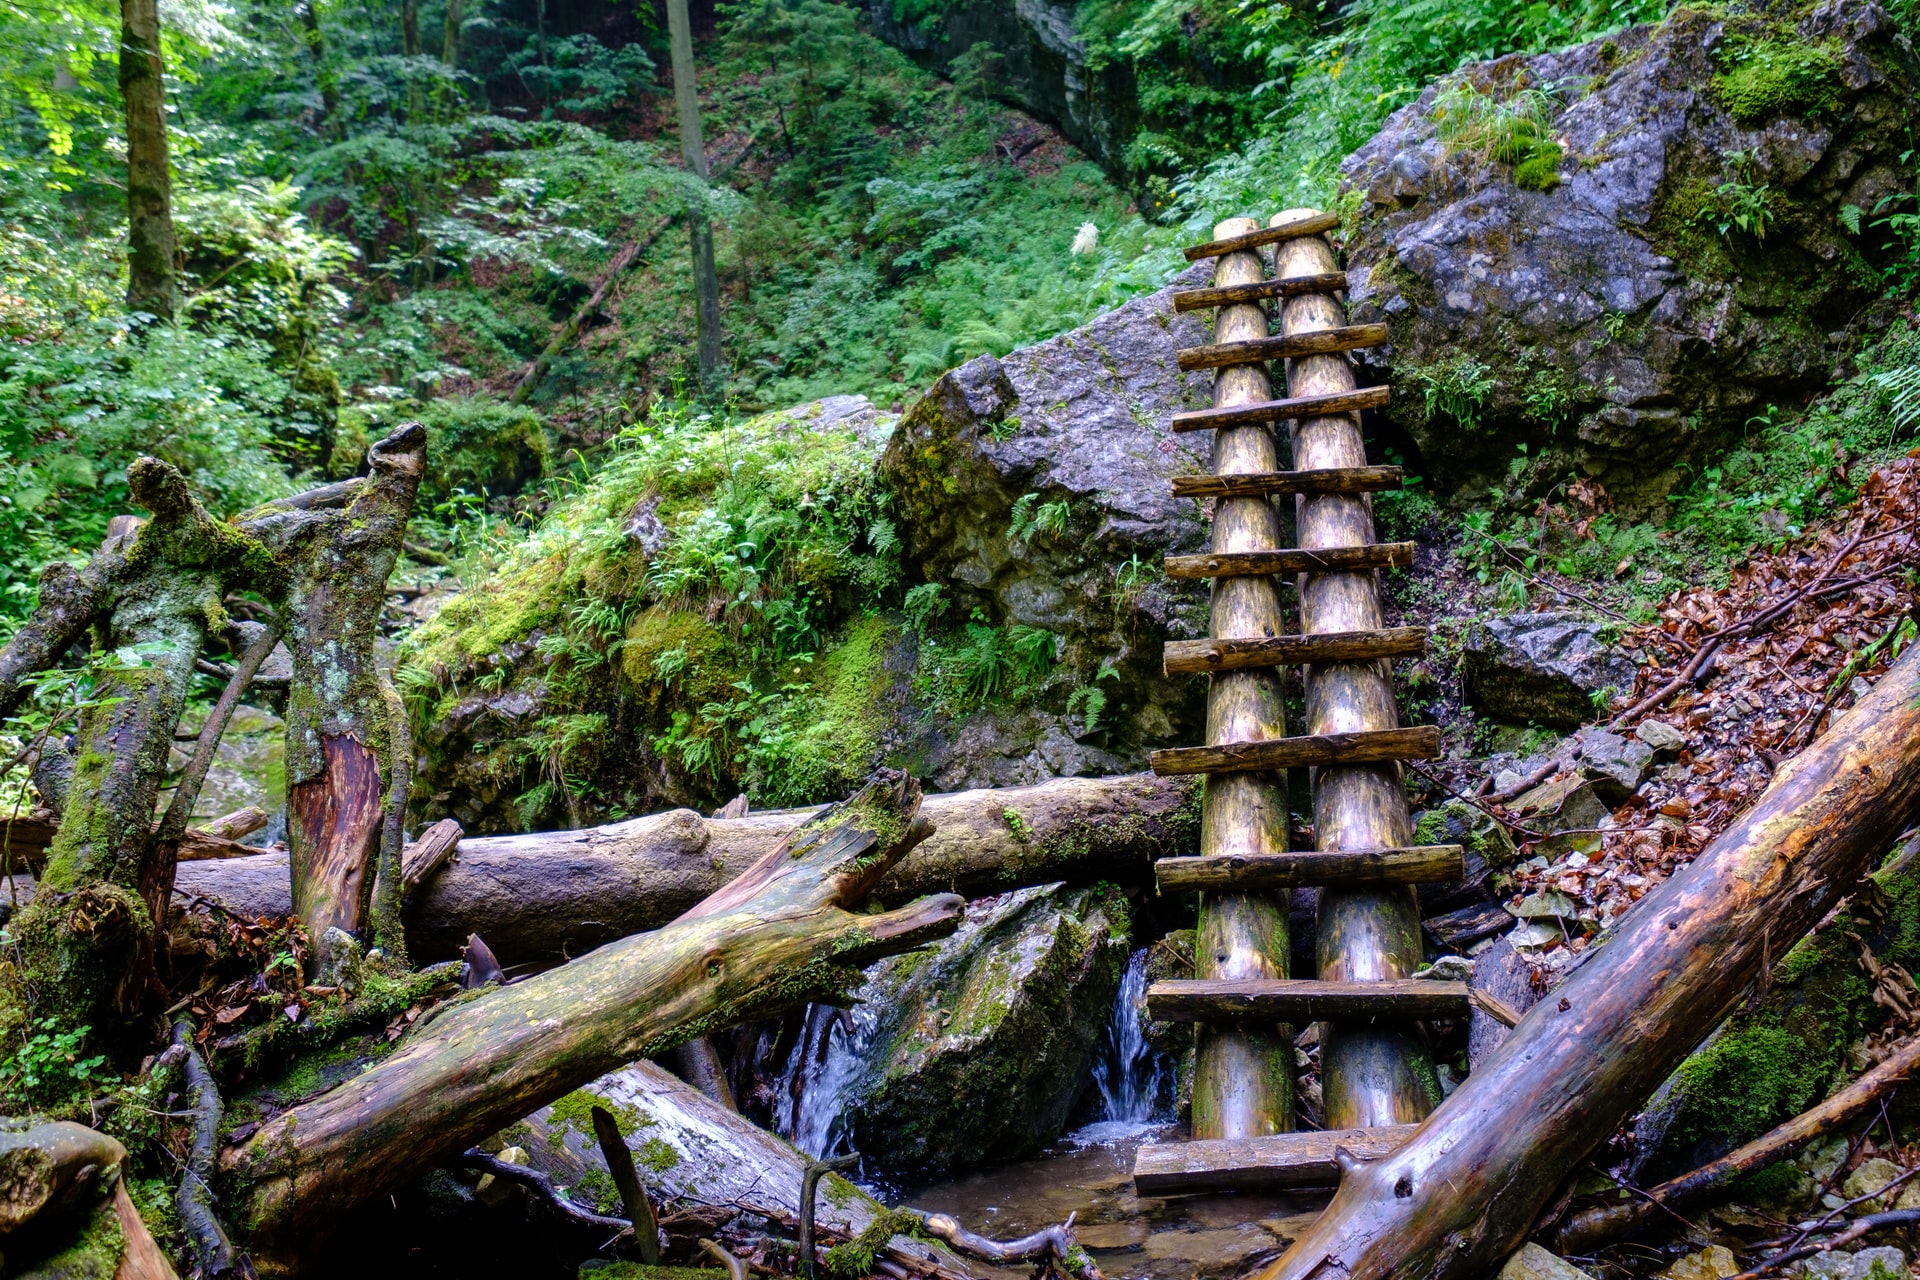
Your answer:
[666,0,724,391]
[297,0,340,134]
[401,0,424,120]
[119,0,179,317]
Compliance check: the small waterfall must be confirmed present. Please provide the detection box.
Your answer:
[1090,948,1170,1126]
[777,1003,873,1158]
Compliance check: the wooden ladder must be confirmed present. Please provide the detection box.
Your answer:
[1131,211,1464,1196]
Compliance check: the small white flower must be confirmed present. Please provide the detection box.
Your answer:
[1070,222,1099,255]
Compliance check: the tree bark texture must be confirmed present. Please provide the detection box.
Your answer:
[1188,216,1295,1142]
[296,2,339,131]
[221,770,964,1262]
[242,425,426,956]
[664,0,723,388]
[1248,644,1920,1280]
[175,772,1195,963]
[120,0,180,317]
[1273,213,1434,1129]
[7,461,277,1041]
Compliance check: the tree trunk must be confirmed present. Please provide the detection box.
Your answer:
[221,770,964,1263]
[174,772,1196,963]
[1192,217,1293,1140]
[296,2,339,133]
[120,0,180,318]
[400,0,423,120]
[1247,645,1920,1280]
[664,0,723,391]
[6,461,276,1045]
[245,426,426,966]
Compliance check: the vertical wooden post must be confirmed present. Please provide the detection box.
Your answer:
[1191,218,1294,1140]
[1271,213,1436,1128]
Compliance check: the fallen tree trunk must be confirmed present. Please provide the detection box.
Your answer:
[221,770,964,1267]
[177,772,1194,963]
[1248,645,1920,1280]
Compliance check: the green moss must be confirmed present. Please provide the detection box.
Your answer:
[575,1166,621,1214]
[1732,1161,1804,1203]
[1513,139,1564,191]
[635,1136,680,1172]
[824,1207,926,1280]
[1713,33,1844,126]
[582,1266,728,1280]
[409,397,550,502]
[546,1088,651,1139]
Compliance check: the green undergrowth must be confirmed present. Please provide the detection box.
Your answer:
[1452,322,1920,614]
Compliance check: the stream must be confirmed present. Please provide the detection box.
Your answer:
[774,950,1328,1280]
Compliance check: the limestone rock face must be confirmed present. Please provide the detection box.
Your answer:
[1462,612,1636,727]
[882,272,1215,785]
[1342,2,1919,509]
[836,882,1130,1175]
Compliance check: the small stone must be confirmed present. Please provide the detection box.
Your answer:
[1417,955,1474,982]
[1512,774,1609,833]
[1637,720,1687,753]
[1462,614,1637,729]
[1566,728,1654,805]
[1803,1246,1908,1280]
[1498,1242,1596,1280]
[1842,1156,1903,1206]
[1075,1222,1149,1250]
[1657,1244,1738,1280]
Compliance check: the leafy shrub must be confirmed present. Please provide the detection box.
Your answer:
[1411,356,1498,432]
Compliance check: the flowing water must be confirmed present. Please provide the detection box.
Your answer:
[772,948,1325,1279]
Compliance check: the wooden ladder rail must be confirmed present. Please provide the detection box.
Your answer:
[1188,215,1296,1141]
[1272,209,1437,1130]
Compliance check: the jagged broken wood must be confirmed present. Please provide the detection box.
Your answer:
[1246,645,1920,1280]
[917,1210,1105,1280]
[176,772,1195,963]
[221,770,964,1264]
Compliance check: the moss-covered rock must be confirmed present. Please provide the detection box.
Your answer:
[836,881,1131,1175]
[1341,2,1918,511]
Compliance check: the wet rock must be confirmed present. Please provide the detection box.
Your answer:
[1803,1248,1907,1280]
[1468,935,1539,1066]
[1140,1222,1286,1277]
[1566,727,1654,806]
[1342,5,1919,510]
[1462,614,1636,729]
[840,883,1131,1175]
[882,273,1215,784]
[1636,720,1688,754]
[1659,1245,1739,1280]
[1509,773,1609,834]
[1499,1242,1596,1280]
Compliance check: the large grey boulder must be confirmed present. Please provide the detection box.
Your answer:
[835,882,1130,1175]
[1462,612,1636,727]
[882,271,1214,785]
[1343,2,1918,510]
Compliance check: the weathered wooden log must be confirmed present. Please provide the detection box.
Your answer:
[1184,211,1340,260]
[1147,978,1470,1022]
[221,770,965,1263]
[175,772,1195,963]
[0,1121,127,1234]
[1151,726,1440,777]
[1554,1032,1920,1254]
[1168,466,1402,499]
[1172,272,1348,312]
[1274,210,1436,1131]
[1177,324,1388,372]
[1133,1125,1416,1195]
[1164,627,1426,675]
[1156,845,1463,892]
[399,818,462,891]
[1170,386,1390,433]
[1248,646,1920,1280]
[1190,216,1294,1143]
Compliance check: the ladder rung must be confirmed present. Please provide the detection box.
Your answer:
[1171,272,1348,313]
[1177,323,1387,372]
[1182,211,1340,261]
[1156,844,1464,892]
[1164,542,1414,580]
[1164,626,1426,674]
[1169,465,1402,498]
[1150,725,1441,777]
[1170,385,1389,433]
[1133,1126,1415,1195]
[1145,977,1471,1023]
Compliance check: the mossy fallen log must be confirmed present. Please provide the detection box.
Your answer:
[177,773,1196,963]
[220,770,964,1271]
[1246,645,1920,1280]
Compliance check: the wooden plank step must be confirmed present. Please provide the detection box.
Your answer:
[1171,272,1348,313]
[1145,977,1471,1023]
[1155,844,1465,892]
[1163,542,1414,580]
[1182,210,1340,261]
[1133,1126,1415,1195]
[1164,626,1426,675]
[1150,725,1441,777]
[1170,385,1389,433]
[1176,323,1387,372]
[1169,465,1401,499]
